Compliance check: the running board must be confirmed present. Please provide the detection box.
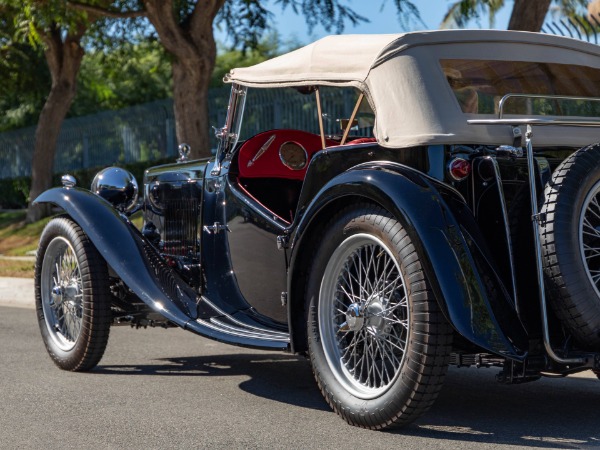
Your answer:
[183,296,290,350]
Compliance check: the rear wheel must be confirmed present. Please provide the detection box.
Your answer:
[306,205,452,429]
[35,216,111,371]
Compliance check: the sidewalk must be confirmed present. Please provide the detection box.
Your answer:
[0,277,35,309]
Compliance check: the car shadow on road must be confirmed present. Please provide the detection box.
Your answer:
[399,367,600,448]
[95,352,330,412]
[96,355,600,447]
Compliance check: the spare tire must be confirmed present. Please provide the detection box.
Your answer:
[541,143,600,349]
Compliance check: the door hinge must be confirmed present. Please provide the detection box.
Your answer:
[277,235,289,250]
[281,291,288,307]
[203,222,231,234]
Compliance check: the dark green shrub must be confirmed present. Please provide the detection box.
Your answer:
[0,157,174,209]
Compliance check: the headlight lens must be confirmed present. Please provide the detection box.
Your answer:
[91,167,139,212]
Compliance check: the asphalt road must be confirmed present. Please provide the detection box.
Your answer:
[2,305,600,450]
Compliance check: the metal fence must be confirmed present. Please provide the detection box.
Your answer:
[0,86,363,180]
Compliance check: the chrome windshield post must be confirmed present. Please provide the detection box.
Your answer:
[211,84,247,176]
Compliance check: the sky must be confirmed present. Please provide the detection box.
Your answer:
[216,0,515,47]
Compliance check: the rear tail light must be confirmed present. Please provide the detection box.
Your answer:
[448,157,471,181]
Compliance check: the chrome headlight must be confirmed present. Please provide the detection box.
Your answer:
[91,167,139,212]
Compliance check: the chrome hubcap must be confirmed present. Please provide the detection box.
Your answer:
[341,303,364,332]
[319,233,409,399]
[41,237,84,351]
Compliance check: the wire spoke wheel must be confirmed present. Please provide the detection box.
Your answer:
[35,216,111,371]
[307,205,452,429]
[41,237,84,351]
[579,180,600,298]
[319,234,408,399]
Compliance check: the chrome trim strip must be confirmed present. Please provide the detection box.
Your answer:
[201,296,290,340]
[209,318,290,342]
[469,118,600,127]
[497,93,600,119]
[196,317,289,341]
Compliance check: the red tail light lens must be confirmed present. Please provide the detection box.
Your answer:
[448,158,471,181]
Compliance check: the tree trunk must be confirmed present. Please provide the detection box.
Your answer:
[171,56,213,159]
[508,0,552,31]
[143,0,223,160]
[26,29,84,223]
[589,0,600,21]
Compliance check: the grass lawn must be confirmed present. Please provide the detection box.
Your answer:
[0,210,44,278]
[0,210,144,278]
[0,210,50,257]
[0,259,35,278]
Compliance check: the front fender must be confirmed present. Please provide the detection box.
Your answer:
[289,162,528,360]
[35,187,199,324]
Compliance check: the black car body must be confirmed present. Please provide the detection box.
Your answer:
[34,30,600,429]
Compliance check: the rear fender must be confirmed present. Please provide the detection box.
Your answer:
[35,187,199,325]
[289,162,528,359]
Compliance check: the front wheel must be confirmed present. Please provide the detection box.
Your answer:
[306,205,453,429]
[35,216,111,371]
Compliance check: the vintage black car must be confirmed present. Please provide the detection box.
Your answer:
[35,30,600,429]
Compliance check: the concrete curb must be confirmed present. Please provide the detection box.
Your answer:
[0,277,35,309]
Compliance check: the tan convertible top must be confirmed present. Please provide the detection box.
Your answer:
[226,30,600,148]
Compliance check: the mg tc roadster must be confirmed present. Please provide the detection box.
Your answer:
[34,30,600,429]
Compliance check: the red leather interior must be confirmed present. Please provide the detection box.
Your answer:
[346,137,377,145]
[237,129,336,180]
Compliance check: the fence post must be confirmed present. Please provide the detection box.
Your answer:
[274,96,282,129]
[83,135,89,169]
[166,117,175,157]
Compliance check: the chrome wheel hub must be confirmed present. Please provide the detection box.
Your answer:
[319,233,409,399]
[342,303,364,332]
[364,297,389,337]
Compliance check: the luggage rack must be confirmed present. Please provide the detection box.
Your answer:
[469,93,600,367]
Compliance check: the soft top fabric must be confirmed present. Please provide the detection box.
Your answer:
[227,30,600,149]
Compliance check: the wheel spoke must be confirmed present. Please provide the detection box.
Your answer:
[42,238,84,349]
[319,234,410,397]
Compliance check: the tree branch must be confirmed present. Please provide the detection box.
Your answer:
[68,1,147,19]
[143,0,196,58]
[190,0,225,38]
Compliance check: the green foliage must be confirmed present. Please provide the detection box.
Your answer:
[441,0,589,29]
[211,33,284,87]
[0,157,173,209]
[9,0,90,45]
[71,40,173,116]
[0,5,51,131]
[216,0,421,50]
[0,177,31,209]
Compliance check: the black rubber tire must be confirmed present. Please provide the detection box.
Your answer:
[306,204,453,429]
[35,216,111,371]
[541,144,600,349]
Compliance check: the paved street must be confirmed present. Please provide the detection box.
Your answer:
[1,302,600,449]
[0,276,34,309]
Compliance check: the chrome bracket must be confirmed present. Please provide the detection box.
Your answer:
[496,145,523,159]
[276,235,289,250]
[512,126,523,148]
[203,222,230,235]
[532,212,546,224]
